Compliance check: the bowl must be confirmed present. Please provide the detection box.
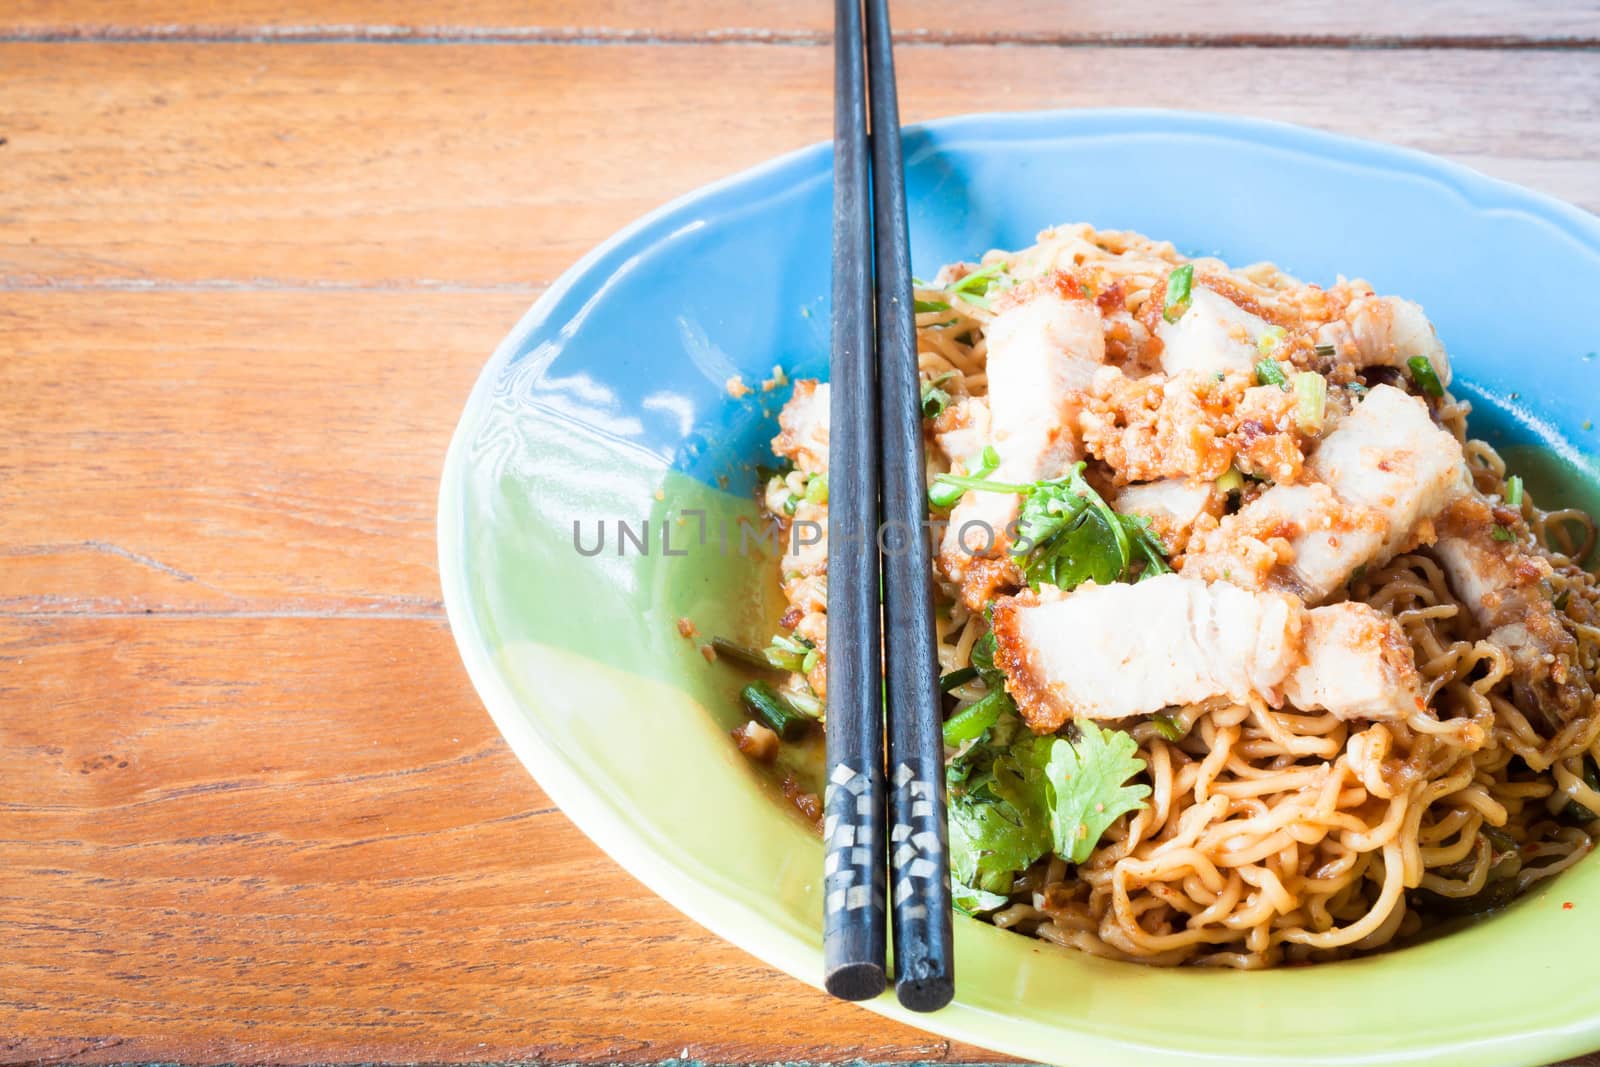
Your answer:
[438,109,1600,1067]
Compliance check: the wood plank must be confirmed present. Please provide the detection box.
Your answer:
[0,292,526,614]
[0,616,1001,1065]
[2,44,1596,289]
[3,0,1597,44]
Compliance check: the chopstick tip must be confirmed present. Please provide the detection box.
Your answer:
[825,960,888,1002]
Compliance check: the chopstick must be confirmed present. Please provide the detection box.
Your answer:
[821,0,888,1004]
[863,0,955,1013]
[822,0,954,1012]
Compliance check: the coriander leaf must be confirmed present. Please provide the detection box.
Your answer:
[969,630,1005,689]
[946,785,1049,890]
[1039,724,1151,864]
[951,877,1012,916]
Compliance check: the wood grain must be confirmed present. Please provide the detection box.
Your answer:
[2,44,1597,289]
[0,616,1001,1065]
[1,292,525,615]
[2,0,1597,44]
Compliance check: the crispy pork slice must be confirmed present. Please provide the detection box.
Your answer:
[1282,602,1426,721]
[939,288,1105,603]
[1183,385,1468,601]
[1115,479,1223,553]
[1318,295,1451,387]
[991,575,1303,730]
[991,575,1426,731]
[773,379,830,474]
[1156,287,1277,376]
[1434,494,1593,729]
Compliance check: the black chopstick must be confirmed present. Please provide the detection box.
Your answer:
[821,0,888,1004]
[863,0,955,1013]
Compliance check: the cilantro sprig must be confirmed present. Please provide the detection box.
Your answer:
[929,462,1170,591]
[946,705,1151,912]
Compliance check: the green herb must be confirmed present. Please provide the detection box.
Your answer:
[914,298,952,313]
[1556,588,1572,612]
[800,647,819,675]
[1254,358,1287,388]
[1345,380,1369,395]
[1351,563,1368,583]
[1151,713,1186,742]
[782,495,798,516]
[929,462,1170,592]
[1407,355,1445,397]
[969,629,1005,689]
[1256,325,1286,355]
[1491,524,1516,543]
[1215,467,1245,495]
[1163,263,1195,324]
[945,261,1014,309]
[1506,475,1524,509]
[950,878,1012,916]
[803,472,829,506]
[943,691,1010,746]
[1314,342,1338,358]
[739,681,811,740]
[762,633,814,673]
[928,445,1001,510]
[1292,371,1327,432]
[710,637,784,673]
[946,711,1150,903]
[921,373,954,419]
[939,666,979,691]
[1040,724,1152,863]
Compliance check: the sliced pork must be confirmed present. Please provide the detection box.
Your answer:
[1155,287,1277,377]
[1318,295,1451,387]
[991,575,1424,731]
[938,282,1105,606]
[1434,495,1594,729]
[1183,384,1468,601]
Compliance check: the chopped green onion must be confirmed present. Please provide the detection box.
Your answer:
[783,687,824,719]
[939,666,979,691]
[711,637,784,673]
[800,647,819,675]
[1292,371,1328,432]
[1151,713,1186,742]
[1256,326,1286,355]
[1215,467,1245,495]
[1163,264,1194,323]
[943,691,1008,746]
[740,681,810,740]
[782,496,798,516]
[1314,342,1338,358]
[929,445,1001,510]
[1555,588,1572,611]
[1407,355,1445,397]
[921,382,951,419]
[1506,475,1524,509]
[1254,358,1287,388]
[1345,381,1369,395]
[803,473,829,506]
[1491,524,1516,543]
[914,298,952,313]
[947,261,1013,308]
[762,633,813,673]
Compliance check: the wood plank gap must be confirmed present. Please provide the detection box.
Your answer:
[1,28,1596,49]
[0,278,550,294]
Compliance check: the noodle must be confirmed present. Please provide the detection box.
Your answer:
[907,227,1600,966]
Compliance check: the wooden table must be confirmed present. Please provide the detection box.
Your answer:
[4,2,1598,1064]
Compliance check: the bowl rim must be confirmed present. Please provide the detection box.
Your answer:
[437,107,1600,1067]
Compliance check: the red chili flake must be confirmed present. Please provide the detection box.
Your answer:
[1563,902,1575,910]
